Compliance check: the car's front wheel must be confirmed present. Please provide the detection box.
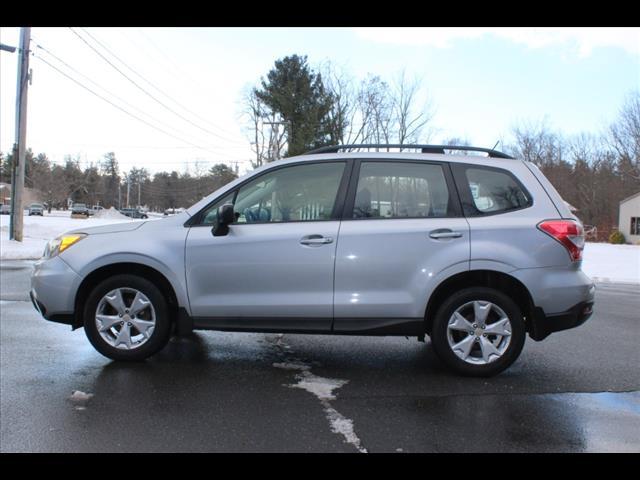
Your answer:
[431,287,526,377]
[83,274,172,361]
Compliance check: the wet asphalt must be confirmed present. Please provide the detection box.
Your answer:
[1,260,639,452]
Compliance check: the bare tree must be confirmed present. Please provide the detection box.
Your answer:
[321,61,360,145]
[391,70,435,146]
[608,90,640,181]
[326,70,435,149]
[356,75,393,147]
[241,87,269,169]
[241,86,288,167]
[509,119,565,167]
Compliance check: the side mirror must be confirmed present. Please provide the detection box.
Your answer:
[212,203,235,237]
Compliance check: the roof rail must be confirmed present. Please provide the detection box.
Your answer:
[306,144,514,159]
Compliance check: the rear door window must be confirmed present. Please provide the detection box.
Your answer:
[351,161,455,219]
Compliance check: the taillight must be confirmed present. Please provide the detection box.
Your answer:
[537,219,585,262]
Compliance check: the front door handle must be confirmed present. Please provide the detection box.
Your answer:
[429,230,463,239]
[300,235,333,246]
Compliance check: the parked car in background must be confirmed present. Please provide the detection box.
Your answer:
[87,205,104,217]
[120,208,148,219]
[70,203,89,218]
[28,203,44,216]
[0,203,10,215]
[164,207,185,216]
[30,144,595,377]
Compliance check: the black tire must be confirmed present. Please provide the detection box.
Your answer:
[83,274,172,361]
[431,287,526,377]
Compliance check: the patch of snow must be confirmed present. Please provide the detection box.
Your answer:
[273,360,367,453]
[69,390,93,402]
[69,390,94,410]
[323,404,367,453]
[582,243,640,284]
[291,372,348,401]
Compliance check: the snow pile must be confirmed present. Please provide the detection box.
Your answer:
[582,242,640,284]
[93,207,130,220]
[0,236,48,260]
[0,210,133,260]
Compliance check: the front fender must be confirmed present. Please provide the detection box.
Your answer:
[72,252,190,312]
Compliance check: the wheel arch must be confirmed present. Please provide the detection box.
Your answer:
[73,262,180,330]
[424,270,536,336]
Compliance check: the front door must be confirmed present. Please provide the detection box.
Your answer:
[185,161,349,331]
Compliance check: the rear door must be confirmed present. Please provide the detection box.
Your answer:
[333,159,470,330]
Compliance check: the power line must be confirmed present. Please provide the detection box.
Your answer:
[33,53,240,157]
[70,27,247,146]
[32,39,250,152]
[31,40,234,152]
[132,28,242,138]
[33,35,254,152]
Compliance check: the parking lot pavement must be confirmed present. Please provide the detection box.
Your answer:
[1,261,639,452]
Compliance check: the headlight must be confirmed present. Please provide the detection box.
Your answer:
[45,233,87,258]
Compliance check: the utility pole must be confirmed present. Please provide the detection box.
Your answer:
[126,177,130,208]
[9,27,31,241]
[137,181,141,208]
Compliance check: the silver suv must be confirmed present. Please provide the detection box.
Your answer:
[29,145,595,376]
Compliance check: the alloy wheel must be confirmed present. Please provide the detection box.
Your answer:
[446,300,512,365]
[95,287,156,350]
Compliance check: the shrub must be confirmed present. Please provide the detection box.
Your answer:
[609,231,626,244]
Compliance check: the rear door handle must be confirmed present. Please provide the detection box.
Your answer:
[429,230,463,239]
[300,235,334,246]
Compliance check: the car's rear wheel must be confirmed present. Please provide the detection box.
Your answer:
[83,274,171,361]
[431,287,526,377]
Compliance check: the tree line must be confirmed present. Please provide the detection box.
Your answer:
[506,91,639,238]
[0,151,238,212]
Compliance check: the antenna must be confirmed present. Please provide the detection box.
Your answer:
[492,140,500,150]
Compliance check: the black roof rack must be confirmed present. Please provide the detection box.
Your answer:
[306,144,514,159]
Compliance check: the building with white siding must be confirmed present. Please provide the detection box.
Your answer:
[619,192,640,244]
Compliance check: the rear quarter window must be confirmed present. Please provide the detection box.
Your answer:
[453,164,532,216]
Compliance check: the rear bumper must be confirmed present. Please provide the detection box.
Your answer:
[529,300,594,341]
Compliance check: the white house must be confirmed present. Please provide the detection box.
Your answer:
[619,192,640,244]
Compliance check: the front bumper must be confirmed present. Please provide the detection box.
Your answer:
[30,289,74,325]
[30,256,81,326]
[529,300,595,341]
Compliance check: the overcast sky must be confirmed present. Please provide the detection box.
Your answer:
[1,27,639,175]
